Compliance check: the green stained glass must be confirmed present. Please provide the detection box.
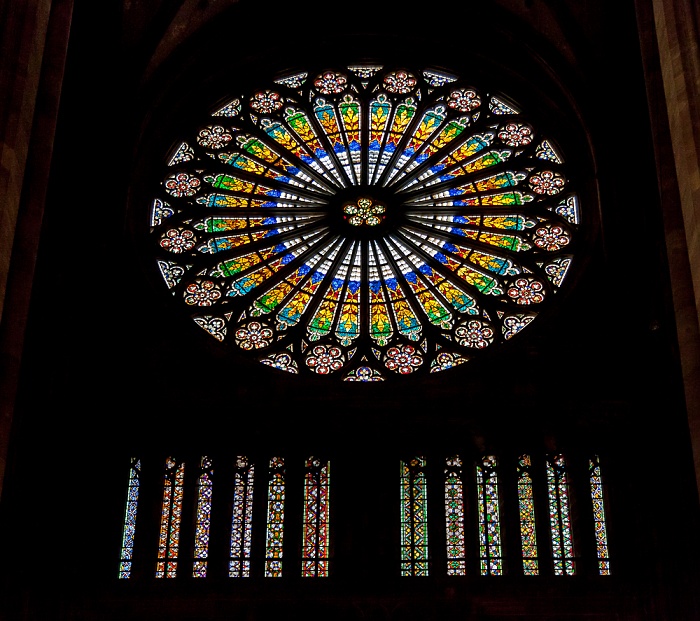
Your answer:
[391,248,453,330]
[476,456,503,575]
[118,458,140,579]
[444,456,466,575]
[517,455,539,575]
[148,64,582,380]
[547,454,575,575]
[385,103,446,185]
[368,245,394,346]
[400,457,429,576]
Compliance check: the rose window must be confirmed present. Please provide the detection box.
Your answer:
[147,64,583,381]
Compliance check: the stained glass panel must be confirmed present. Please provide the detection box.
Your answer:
[546,454,575,575]
[400,457,429,576]
[156,457,185,578]
[118,458,140,579]
[115,451,613,580]
[147,64,582,380]
[230,456,255,577]
[192,456,214,578]
[264,456,285,578]
[476,455,502,575]
[589,455,611,575]
[517,454,539,575]
[444,456,466,575]
[301,457,331,577]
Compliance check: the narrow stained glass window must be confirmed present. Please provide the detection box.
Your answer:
[589,455,611,575]
[156,457,185,578]
[192,456,214,577]
[400,456,429,576]
[476,455,503,575]
[229,456,255,577]
[517,454,539,575]
[444,455,466,575]
[301,457,331,577]
[264,456,285,577]
[547,454,575,575]
[118,457,140,579]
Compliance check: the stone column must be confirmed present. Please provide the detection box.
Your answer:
[638,0,700,498]
[0,0,74,496]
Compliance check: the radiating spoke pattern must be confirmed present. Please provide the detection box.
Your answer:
[149,64,581,380]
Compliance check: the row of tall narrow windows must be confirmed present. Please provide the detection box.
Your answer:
[118,454,611,580]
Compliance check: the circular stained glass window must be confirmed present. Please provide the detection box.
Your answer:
[147,64,582,381]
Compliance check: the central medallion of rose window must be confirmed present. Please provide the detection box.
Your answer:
[343,197,386,227]
[148,64,582,381]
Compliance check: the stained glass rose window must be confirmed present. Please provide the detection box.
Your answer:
[148,65,581,381]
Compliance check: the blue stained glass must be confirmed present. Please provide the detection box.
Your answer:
[118,458,141,579]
